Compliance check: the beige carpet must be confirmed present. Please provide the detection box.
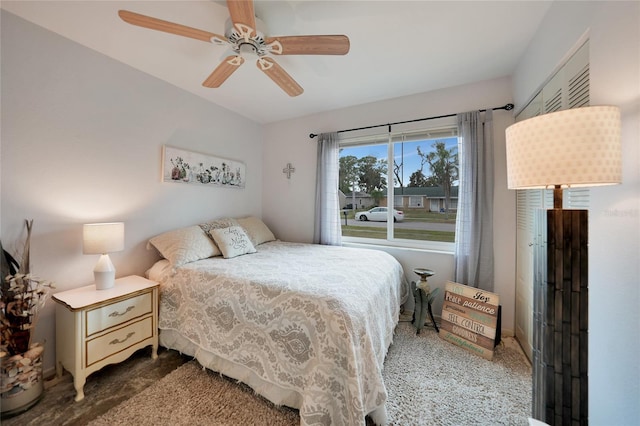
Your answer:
[89,322,532,426]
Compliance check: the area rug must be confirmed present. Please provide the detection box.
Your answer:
[89,322,531,426]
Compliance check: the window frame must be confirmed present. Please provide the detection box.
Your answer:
[338,118,458,252]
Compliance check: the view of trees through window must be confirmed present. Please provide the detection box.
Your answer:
[339,135,458,244]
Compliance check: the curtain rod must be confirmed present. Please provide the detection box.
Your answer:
[308,103,514,139]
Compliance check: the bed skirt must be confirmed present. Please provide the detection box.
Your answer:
[159,329,388,425]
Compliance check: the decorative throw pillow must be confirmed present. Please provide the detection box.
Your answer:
[209,226,257,259]
[147,225,221,266]
[236,216,276,246]
[199,217,239,240]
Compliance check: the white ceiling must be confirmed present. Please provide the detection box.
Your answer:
[1,1,552,124]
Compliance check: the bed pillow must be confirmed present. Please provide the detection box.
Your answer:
[236,216,276,246]
[199,217,239,240]
[209,226,257,259]
[147,225,221,266]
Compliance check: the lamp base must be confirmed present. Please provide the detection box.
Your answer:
[532,208,588,424]
[94,271,115,290]
[94,254,116,290]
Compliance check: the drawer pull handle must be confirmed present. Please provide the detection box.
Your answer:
[109,332,135,345]
[109,306,135,318]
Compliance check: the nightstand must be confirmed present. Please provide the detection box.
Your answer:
[53,275,158,401]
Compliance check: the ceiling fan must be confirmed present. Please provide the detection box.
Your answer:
[118,1,350,97]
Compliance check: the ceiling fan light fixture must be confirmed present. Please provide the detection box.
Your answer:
[239,43,258,56]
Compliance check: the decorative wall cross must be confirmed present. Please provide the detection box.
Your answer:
[283,163,295,179]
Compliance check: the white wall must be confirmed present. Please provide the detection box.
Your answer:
[512,1,640,423]
[1,12,263,373]
[263,77,517,333]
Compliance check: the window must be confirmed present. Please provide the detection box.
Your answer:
[339,123,458,250]
[409,196,422,208]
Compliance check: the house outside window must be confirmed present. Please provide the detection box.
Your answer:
[338,121,459,250]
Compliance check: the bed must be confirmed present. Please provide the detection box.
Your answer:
[146,218,408,426]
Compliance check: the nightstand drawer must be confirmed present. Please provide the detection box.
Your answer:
[86,291,152,336]
[86,316,153,366]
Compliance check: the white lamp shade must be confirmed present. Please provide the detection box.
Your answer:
[505,106,621,189]
[83,222,125,254]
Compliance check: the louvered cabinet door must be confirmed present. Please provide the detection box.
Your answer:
[513,93,542,361]
[513,41,590,363]
[542,40,590,114]
[563,41,591,209]
[515,189,540,360]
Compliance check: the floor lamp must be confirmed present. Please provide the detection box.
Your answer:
[505,106,621,425]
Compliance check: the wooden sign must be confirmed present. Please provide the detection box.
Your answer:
[439,281,500,360]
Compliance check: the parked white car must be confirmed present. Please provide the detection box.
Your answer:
[355,207,404,222]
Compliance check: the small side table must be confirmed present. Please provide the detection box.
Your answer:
[411,268,439,334]
[53,275,158,401]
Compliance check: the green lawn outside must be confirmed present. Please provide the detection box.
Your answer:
[403,210,457,223]
[341,225,455,242]
[339,209,456,242]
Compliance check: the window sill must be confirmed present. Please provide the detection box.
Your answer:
[341,237,454,255]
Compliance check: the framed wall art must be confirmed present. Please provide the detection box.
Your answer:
[162,145,245,189]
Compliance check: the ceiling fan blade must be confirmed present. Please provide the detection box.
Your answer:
[203,55,245,88]
[118,10,227,43]
[265,35,350,55]
[226,0,256,36]
[257,57,303,97]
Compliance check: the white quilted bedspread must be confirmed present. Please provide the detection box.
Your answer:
[156,241,406,426]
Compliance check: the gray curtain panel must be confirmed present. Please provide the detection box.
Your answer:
[454,110,495,290]
[313,132,342,245]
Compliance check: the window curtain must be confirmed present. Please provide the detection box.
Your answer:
[313,132,342,245]
[454,110,494,290]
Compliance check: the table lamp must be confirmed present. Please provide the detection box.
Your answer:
[83,222,125,290]
[505,105,621,424]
